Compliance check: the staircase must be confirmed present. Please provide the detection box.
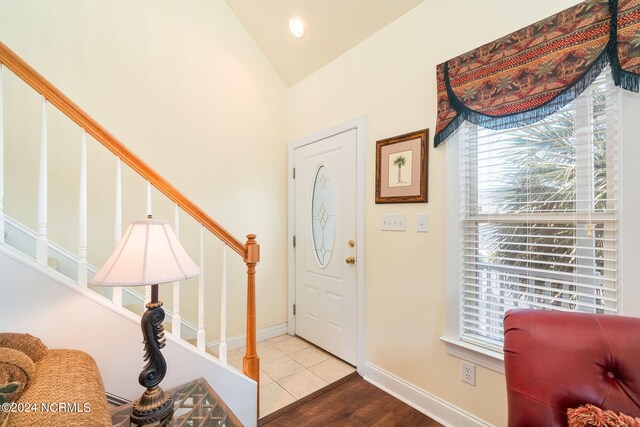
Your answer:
[0,42,260,425]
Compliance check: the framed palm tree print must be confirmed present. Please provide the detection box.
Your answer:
[375,129,428,203]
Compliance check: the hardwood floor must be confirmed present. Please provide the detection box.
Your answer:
[261,376,443,427]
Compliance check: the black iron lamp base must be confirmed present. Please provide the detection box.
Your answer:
[130,285,173,425]
[130,386,173,425]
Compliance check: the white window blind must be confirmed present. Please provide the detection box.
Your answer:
[459,66,620,351]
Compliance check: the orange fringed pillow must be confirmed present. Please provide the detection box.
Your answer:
[568,404,640,427]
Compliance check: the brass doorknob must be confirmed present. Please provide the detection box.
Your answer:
[347,240,355,247]
[345,256,356,265]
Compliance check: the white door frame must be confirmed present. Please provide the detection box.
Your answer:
[288,115,365,372]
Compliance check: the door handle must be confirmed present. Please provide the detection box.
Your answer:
[345,256,356,265]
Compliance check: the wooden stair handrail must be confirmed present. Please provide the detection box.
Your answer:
[0,41,246,257]
[0,42,261,402]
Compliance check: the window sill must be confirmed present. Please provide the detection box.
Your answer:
[440,336,505,374]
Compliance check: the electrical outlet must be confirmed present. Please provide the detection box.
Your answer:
[461,361,476,386]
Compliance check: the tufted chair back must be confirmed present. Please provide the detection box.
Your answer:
[503,309,640,426]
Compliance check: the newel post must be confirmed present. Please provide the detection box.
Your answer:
[243,234,260,411]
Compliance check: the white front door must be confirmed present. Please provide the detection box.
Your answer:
[294,128,357,365]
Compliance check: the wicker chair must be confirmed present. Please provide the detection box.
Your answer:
[0,333,111,426]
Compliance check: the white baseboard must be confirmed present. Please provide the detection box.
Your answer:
[362,362,494,427]
[206,323,289,352]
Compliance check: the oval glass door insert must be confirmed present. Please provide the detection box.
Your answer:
[311,165,335,268]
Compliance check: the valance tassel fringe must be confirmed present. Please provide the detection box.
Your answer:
[617,70,640,92]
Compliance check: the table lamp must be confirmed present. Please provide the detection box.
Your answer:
[91,216,200,425]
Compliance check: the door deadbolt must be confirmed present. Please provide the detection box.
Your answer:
[347,240,355,247]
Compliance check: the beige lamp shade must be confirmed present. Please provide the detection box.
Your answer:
[91,219,200,286]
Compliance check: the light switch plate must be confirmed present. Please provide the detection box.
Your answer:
[380,214,406,231]
[416,214,428,232]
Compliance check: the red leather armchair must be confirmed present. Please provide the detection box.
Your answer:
[503,309,640,426]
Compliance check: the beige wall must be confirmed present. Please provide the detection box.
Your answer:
[287,1,585,425]
[4,1,640,425]
[0,0,289,338]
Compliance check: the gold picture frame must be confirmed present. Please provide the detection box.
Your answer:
[375,129,428,204]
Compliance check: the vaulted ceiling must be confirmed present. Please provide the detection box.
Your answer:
[225,0,426,86]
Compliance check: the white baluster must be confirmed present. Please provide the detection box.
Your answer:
[146,181,152,217]
[112,158,123,306]
[197,225,205,351]
[0,65,4,244]
[145,181,152,304]
[219,244,228,363]
[172,204,181,339]
[77,130,88,287]
[36,96,48,265]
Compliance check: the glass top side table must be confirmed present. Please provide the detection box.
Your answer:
[111,377,243,426]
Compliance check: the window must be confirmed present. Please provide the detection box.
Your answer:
[445,67,620,359]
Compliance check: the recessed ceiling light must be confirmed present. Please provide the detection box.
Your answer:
[289,17,305,38]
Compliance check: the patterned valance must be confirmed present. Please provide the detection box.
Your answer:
[434,0,640,147]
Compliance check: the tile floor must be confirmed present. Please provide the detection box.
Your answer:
[220,334,356,418]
